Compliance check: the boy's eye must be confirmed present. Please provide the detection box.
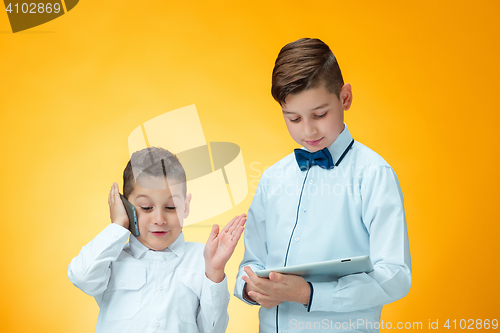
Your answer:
[166,206,176,210]
[316,112,327,118]
[141,207,153,211]
[290,117,300,123]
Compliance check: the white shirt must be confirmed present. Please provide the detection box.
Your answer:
[234,125,411,332]
[68,224,230,333]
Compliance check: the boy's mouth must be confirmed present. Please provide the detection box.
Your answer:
[151,231,168,236]
[305,138,323,146]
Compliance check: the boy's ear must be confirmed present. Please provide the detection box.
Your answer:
[183,193,192,219]
[340,83,353,111]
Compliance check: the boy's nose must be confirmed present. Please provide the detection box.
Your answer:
[303,120,317,137]
[154,211,167,225]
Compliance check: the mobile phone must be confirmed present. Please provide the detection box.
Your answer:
[119,194,140,237]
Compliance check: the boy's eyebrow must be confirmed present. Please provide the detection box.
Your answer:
[135,194,152,199]
[311,103,329,111]
[282,103,330,114]
[136,194,179,200]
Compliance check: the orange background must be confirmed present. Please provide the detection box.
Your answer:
[1,1,499,332]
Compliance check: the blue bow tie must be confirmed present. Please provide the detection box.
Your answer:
[294,148,334,171]
[294,139,355,171]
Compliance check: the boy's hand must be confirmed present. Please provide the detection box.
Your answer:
[108,182,129,229]
[204,214,246,283]
[243,279,282,309]
[242,266,310,309]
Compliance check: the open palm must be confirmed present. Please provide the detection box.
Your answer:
[204,214,246,282]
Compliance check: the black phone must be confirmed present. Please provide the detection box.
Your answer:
[119,194,140,237]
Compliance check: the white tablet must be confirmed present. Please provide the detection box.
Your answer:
[255,255,373,279]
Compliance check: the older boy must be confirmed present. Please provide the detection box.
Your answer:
[235,38,411,332]
[68,147,246,333]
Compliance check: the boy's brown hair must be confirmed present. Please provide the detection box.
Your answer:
[123,147,187,199]
[271,38,344,106]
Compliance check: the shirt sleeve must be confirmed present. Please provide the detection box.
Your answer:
[67,223,130,297]
[234,175,268,305]
[308,166,412,312]
[197,275,231,333]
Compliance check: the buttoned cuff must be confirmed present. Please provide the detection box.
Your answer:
[241,282,259,305]
[199,274,230,329]
[304,282,314,312]
[309,281,338,312]
[234,265,262,305]
[201,274,230,307]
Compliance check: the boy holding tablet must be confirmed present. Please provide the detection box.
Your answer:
[235,38,411,332]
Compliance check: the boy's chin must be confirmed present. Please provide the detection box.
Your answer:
[147,242,171,251]
[154,235,183,251]
[304,145,327,152]
[137,238,171,251]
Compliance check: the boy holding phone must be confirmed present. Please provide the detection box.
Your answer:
[234,38,411,332]
[68,147,246,333]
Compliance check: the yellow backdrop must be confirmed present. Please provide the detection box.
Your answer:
[1,1,499,332]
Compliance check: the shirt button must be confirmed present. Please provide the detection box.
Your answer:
[294,237,299,242]
[158,284,164,290]
[119,281,125,286]
[303,208,307,212]
[317,305,322,310]
[213,291,220,297]
[309,180,313,184]
[154,320,160,327]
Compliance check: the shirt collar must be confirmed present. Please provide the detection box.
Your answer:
[129,232,186,259]
[167,232,186,257]
[326,124,354,164]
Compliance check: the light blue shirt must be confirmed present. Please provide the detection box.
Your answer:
[68,224,230,333]
[234,125,411,333]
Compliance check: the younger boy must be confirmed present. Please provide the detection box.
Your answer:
[235,38,411,332]
[69,147,246,333]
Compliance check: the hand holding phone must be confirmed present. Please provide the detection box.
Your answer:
[108,183,140,236]
[119,194,140,237]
